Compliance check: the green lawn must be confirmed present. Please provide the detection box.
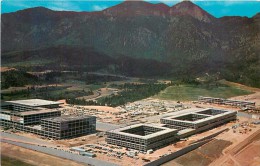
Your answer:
[2,59,53,67]
[154,84,253,101]
[1,86,93,101]
[1,155,33,166]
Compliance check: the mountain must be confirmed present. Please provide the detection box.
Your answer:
[169,1,215,22]
[103,1,169,16]
[1,1,260,87]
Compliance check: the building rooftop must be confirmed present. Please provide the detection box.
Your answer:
[42,115,96,122]
[161,108,236,124]
[1,108,61,116]
[108,123,177,139]
[6,99,63,107]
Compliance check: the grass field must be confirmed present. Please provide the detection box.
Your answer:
[154,84,253,101]
[1,86,93,101]
[2,59,53,67]
[1,155,33,166]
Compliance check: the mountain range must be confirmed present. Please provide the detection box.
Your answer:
[1,1,260,87]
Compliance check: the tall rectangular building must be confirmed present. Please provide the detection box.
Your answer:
[41,116,96,139]
[1,99,96,139]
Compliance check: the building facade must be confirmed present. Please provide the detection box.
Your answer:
[106,124,178,151]
[41,116,96,139]
[0,99,96,139]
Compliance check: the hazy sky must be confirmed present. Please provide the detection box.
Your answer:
[1,0,260,18]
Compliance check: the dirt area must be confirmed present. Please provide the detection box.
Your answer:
[161,115,260,166]
[1,155,33,166]
[61,105,123,123]
[1,142,85,166]
[62,99,190,124]
[163,139,232,166]
[54,133,105,147]
[0,67,16,72]
[210,120,260,166]
[234,140,260,166]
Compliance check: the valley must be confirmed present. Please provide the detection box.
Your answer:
[1,1,260,166]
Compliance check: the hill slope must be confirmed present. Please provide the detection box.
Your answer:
[1,1,260,87]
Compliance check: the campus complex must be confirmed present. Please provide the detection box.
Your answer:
[0,99,96,139]
[1,99,237,150]
[106,108,237,151]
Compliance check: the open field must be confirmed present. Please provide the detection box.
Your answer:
[0,67,16,72]
[162,139,232,166]
[1,155,33,166]
[154,84,252,101]
[1,85,93,101]
[2,59,53,67]
[1,142,85,166]
[234,140,260,166]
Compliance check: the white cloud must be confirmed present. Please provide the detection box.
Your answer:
[92,5,107,11]
[2,1,31,8]
[47,1,81,11]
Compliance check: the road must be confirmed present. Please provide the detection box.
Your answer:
[96,122,125,131]
[1,139,118,166]
[87,72,132,79]
[1,131,55,146]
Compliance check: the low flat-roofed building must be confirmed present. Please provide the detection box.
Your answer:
[41,115,96,139]
[198,96,255,108]
[0,108,61,125]
[106,124,178,151]
[2,99,63,112]
[161,108,236,131]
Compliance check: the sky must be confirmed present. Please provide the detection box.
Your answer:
[1,0,260,18]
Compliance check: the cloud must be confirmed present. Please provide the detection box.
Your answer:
[92,5,108,11]
[2,0,83,12]
[143,0,179,6]
[46,1,82,11]
[2,0,31,8]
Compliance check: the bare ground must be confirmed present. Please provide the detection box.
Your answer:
[162,139,232,166]
[1,142,86,166]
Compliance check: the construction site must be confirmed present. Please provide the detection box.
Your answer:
[1,94,260,166]
[0,99,96,139]
[198,96,256,109]
[106,124,178,151]
[105,108,236,152]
